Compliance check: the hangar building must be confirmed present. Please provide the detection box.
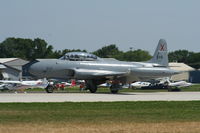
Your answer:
[169,62,195,82]
[0,58,28,80]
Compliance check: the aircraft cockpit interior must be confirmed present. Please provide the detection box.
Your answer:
[59,52,101,61]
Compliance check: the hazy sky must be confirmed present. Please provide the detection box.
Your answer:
[0,0,200,54]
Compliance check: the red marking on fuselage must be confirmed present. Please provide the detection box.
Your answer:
[160,44,165,51]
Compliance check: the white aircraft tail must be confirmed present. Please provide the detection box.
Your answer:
[148,39,168,67]
[39,78,49,88]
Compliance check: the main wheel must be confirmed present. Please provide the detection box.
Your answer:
[110,83,121,94]
[88,82,97,93]
[45,85,54,93]
[86,80,97,93]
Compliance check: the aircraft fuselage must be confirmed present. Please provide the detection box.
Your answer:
[28,59,178,83]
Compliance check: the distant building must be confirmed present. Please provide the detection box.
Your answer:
[169,62,195,82]
[0,58,29,80]
[189,69,200,83]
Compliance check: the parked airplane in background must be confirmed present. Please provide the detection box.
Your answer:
[131,80,192,89]
[99,82,111,87]
[131,81,151,88]
[165,80,192,88]
[0,84,6,88]
[0,79,48,91]
[28,39,180,93]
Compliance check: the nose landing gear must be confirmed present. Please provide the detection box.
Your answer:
[110,80,122,94]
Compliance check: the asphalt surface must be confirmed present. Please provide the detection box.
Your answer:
[0,92,200,102]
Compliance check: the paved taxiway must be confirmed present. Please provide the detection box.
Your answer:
[0,92,200,102]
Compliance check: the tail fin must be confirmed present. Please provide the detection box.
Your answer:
[148,39,168,67]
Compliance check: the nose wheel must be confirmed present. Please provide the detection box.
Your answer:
[110,81,121,94]
[45,85,54,93]
[110,89,119,94]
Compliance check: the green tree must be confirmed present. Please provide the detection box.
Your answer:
[0,37,54,60]
[93,44,151,61]
[93,44,122,58]
[123,49,152,62]
[187,52,200,69]
[168,50,200,69]
[32,38,54,59]
[168,50,191,63]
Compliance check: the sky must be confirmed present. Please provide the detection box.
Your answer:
[0,0,200,54]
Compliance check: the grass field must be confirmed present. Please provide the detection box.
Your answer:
[1,101,200,133]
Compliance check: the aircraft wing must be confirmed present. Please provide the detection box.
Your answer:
[0,80,21,84]
[0,84,6,89]
[74,69,128,79]
[169,81,192,87]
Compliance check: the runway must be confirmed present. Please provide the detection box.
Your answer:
[0,92,200,102]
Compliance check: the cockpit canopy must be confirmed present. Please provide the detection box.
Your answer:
[59,52,101,61]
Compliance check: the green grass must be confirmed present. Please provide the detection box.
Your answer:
[178,84,200,91]
[0,101,200,124]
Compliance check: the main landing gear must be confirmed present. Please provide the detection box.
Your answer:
[85,80,97,93]
[85,80,122,94]
[45,79,122,94]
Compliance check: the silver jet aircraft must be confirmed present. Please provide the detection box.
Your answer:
[28,39,179,93]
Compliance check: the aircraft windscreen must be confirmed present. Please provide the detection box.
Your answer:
[59,52,100,61]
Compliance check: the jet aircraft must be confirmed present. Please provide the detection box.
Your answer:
[28,39,180,93]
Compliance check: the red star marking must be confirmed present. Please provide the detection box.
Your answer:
[160,44,165,51]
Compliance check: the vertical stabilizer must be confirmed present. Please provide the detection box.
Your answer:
[148,39,168,66]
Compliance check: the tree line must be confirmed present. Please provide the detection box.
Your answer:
[0,37,200,69]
